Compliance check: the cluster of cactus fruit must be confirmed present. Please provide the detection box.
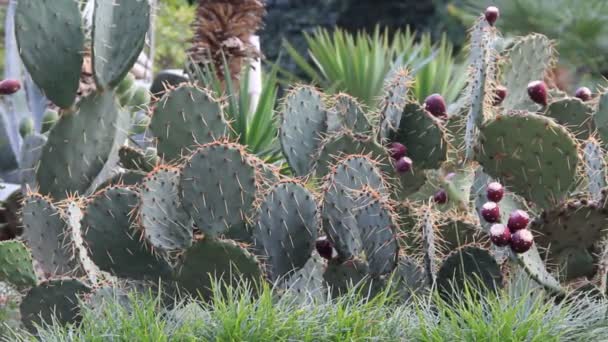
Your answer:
[2,2,608,332]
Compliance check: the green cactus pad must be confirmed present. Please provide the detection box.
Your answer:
[328,94,372,134]
[22,194,82,277]
[0,240,37,289]
[513,245,563,294]
[15,0,84,108]
[387,103,448,170]
[323,258,383,298]
[436,245,502,298]
[583,138,607,201]
[391,256,427,301]
[277,253,326,301]
[140,166,193,251]
[440,218,482,251]
[543,98,594,140]
[150,84,228,161]
[174,238,263,299]
[420,207,437,284]
[180,142,258,238]
[594,92,608,147]
[556,247,595,281]
[322,156,388,260]
[95,169,147,191]
[378,69,410,140]
[353,191,399,276]
[92,0,150,89]
[477,111,580,208]
[82,186,171,280]
[531,198,608,258]
[20,278,91,333]
[279,86,329,176]
[502,34,555,111]
[253,181,318,280]
[20,133,47,189]
[36,91,129,200]
[118,146,158,172]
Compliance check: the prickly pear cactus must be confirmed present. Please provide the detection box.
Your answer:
[0,240,37,289]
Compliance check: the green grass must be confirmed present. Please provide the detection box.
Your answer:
[5,273,608,341]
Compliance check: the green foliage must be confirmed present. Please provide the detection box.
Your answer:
[283,26,467,107]
[154,0,195,71]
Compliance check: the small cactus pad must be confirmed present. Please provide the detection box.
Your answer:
[92,0,150,89]
[513,245,563,294]
[477,112,579,208]
[326,155,388,195]
[556,247,595,280]
[0,240,37,289]
[543,98,594,139]
[314,131,387,178]
[583,138,606,200]
[387,103,448,170]
[594,92,608,147]
[531,198,608,257]
[82,186,171,280]
[19,133,47,190]
[277,253,326,301]
[174,238,263,299]
[391,256,427,301]
[118,146,158,172]
[439,218,482,251]
[378,69,410,140]
[253,181,318,280]
[279,86,329,176]
[502,34,554,111]
[140,166,193,251]
[150,85,228,161]
[15,0,84,108]
[436,245,502,298]
[353,190,399,276]
[328,94,372,134]
[20,279,91,333]
[420,207,437,284]
[179,142,258,238]
[36,91,130,200]
[22,194,81,277]
[323,258,382,298]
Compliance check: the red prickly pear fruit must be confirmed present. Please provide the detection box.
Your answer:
[394,156,413,173]
[424,93,447,119]
[507,210,530,232]
[433,189,448,204]
[575,87,592,102]
[493,86,507,106]
[485,6,499,26]
[315,236,336,260]
[486,182,504,202]
[481,202,500,223]
[510,229,534,253]
[388,142,407,160]
[527,81,548,106]
[0,79,21,95]
[490,223,511,247]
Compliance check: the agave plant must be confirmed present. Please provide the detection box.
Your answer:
[282,26,467,108]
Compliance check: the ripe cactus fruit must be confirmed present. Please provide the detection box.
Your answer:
[486,182,504,202]
[481,202,500,223]
[433,189,448,204]
[507,210,529,232]
[527,80,548,106]
[493,86,507,106]
[575,87,592,101]
[510,229,534,253]
[489,224,511,247]
[423,93,447,118]
[0,79,21,95]
[388,142,407,160]
[395,156,413,173]
[484,6,499,26]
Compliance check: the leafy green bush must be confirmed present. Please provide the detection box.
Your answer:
[154,0,195,71]
[282,26,467,108]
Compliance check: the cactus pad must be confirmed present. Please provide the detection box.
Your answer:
[95,170,147,190]
[477,111,579,208]
[387,103,448,170]
[92,0,150,89]
[174,238,263,299]
[82,186,171,280]
[20,133,47,190]
[140,166,193,251]
[583,138,606,200]
[20,279,91,333]
[36,91,129,200]
[0,240,37,289]
[277,253,326,301]
[279,86,329,176]
[436,245,502,298]
[594,92,608,147]
[323,258,382,298]
[514,245,563,294]
[15,0,84,108]
[22,194,81,277]
[329,94,372,134]
[440,218,482,251]
[556,247,595,280]
[391,256,427,301]
[150,85,228,161]
[378,69,410,140]
[180,142,259,238]
[543,98,594,140]
[119,146,157,172]
[253,181,318,280]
